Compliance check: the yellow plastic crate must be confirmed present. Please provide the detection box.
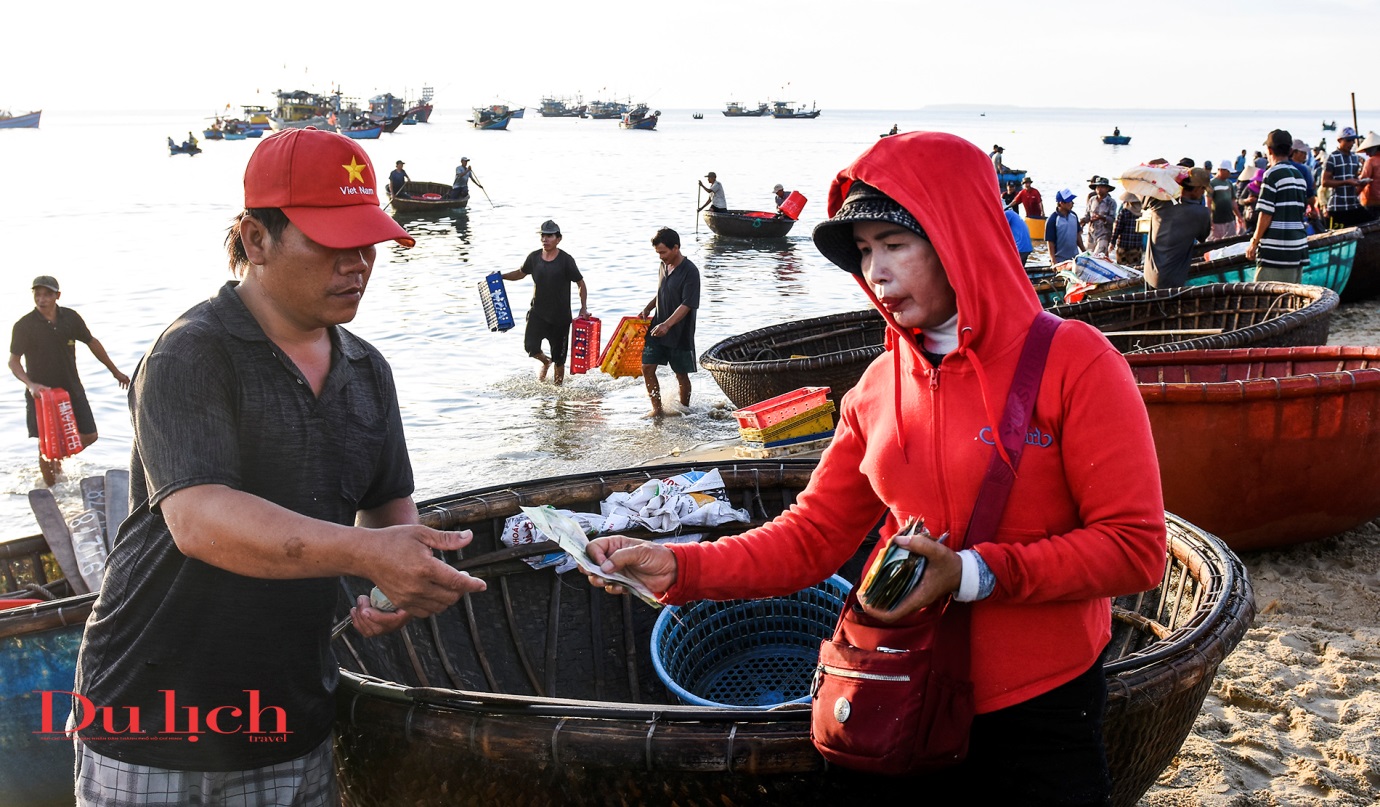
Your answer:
[599,316,650,378]
[739,402,836,444]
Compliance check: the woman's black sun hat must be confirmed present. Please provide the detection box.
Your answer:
[812,181,927,275]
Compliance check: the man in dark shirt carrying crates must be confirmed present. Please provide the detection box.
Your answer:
[501,219,590,385]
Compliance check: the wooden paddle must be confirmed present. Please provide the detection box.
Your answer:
[383,180,408,212]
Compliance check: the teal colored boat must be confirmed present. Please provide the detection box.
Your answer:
[0,535,92,807]
[1035,228,1362,306]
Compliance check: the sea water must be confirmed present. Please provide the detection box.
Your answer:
[0,105,1367,536]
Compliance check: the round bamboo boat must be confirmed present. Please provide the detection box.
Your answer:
[1340,220,1380,302]
[702,210,796,239]
[387,181,467,214]
[332,461,1254,807]
[1048,282,1336,353]
[699,310,886,409]
[1128,346,1380,550]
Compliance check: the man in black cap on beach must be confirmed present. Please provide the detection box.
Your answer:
[501,219,590,385]
[9,275,130,485]
[71,126,485,806]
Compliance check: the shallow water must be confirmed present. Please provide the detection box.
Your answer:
[0,105,1367,535]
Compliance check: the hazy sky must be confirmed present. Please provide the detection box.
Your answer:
[3,0,1371,113]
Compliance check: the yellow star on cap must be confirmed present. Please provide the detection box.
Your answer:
[342,156,367,184]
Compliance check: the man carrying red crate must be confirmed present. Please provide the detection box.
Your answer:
[502,220,589,385]
[8,275,130,485]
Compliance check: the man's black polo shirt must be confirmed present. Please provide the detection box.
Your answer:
[9,306,93,391]
[76,281,414,770]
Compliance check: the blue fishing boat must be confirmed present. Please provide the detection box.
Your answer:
[508,107,525,119]
[1103,134,1131,145]
[997,170,1027,185]
[0,531,94,807]
[202,128,225,140]
[246,129,263,138]
[338,123,383,139]
[472,107,512,130]
[771,101,820,119]
[168,141,202,156]
[0,110,41,129]
[223,131,248,141]
[619,104,658,130]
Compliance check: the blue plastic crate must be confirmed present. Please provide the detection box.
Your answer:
[479,272,515,332]
[651,575,850,708]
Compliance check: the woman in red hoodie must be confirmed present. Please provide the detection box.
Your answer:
[588,132,1165,804]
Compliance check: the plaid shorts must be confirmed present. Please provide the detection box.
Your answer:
[74,733,337,806]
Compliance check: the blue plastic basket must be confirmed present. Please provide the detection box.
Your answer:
[478,272,515,332]
[651,575,851,708]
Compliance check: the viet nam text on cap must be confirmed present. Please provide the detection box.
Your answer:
[243,127,414,249]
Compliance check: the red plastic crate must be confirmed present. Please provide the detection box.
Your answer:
[569,315,602,375]
[732,386,831,431]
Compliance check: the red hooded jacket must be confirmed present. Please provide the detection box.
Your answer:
[663,133,1166,713]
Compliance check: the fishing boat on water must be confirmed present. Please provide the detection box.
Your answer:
[722,100,768,117]
[540,96,586,118]
[168,140,202,156]
[619,104,658,130]
[472,106,512,130]
[1102,130,1131,145]
[772,101,820,119]
[389,181,466,214]
[1322,120,1337,131]
[587,99,629,119]
[328,461,1252,807]
[0,110,41,129]
[268,89,332,130]
[702,209,794,239]
[338,121,383,139]
[404,87,434,123]
[369,93,407,120]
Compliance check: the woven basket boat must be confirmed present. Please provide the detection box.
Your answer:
[0,535,93,806]
[332,460,1253,807]
[1128,346,1380,550]
[1340,220,1380,302]
[1034,227,1361,306]
[1048,282,1337,353]
[699,310,887,409]
[387,181,467,214]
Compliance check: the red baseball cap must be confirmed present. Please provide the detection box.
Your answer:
[243,127,415,249]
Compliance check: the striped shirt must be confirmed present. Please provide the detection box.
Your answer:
[1324,149,1364,211]
[1255,162,1309,270]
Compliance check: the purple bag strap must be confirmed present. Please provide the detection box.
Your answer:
[961,311,1062,549]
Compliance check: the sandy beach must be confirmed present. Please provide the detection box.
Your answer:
[1140,299,1380,807]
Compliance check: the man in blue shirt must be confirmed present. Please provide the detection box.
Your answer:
[1045,189,1084,263]
[1004,208,1033,265]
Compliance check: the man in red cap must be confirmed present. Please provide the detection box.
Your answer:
[72,128,485,805]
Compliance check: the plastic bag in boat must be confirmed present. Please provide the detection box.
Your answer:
[599,468,750,533]
[1202,242,1249,262]
[501,509,607,573]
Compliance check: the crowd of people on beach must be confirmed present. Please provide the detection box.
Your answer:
[1002,126,1380,289]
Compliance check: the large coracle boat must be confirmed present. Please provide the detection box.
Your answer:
[1127,346,1380,550]
[702,209,795,239]
[330,461,1253,807]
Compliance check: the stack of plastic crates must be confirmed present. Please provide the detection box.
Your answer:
[478,272,515,332]
[569,315,601,374]
[598,316,650,378]
[732,386,835,458]
[650,575,851,708]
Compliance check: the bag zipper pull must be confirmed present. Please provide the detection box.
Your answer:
[811,664,824,697]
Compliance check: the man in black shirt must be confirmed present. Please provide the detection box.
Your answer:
[8,275,129,485]
[639,227,700,418]
[72,127,485,805]
[501,220,589,385]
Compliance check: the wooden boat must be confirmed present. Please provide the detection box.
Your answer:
[0,110,42,129]
[1049,282,1337,354]
[692,113,704,120]
[380,115,406,134]
[331,461,1253,807]
[702,209,795,239]
[388,181,466,214]
[223,131,247,141]
[508,107,525,119]
[703,283,1334,408]
[471,107,511,130]
[1322,120,1337,131]
[1340,220,1380,302]
[168,142,202,156]
[700,310,885,409]
[1102,134,1131,145]
[339,123,383,139]
[771,101,820,119]
[405,87,435,123]
[540,97,585,118]
[619,104,658,130]
[202,128,225,140]
[1127,346,1380,550]
[722,101,768,117]
[1036,227,1362,306]
[997,170,1027,186]
[586,100,628,119]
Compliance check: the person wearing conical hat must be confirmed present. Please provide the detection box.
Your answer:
[1357,131,1380,214]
